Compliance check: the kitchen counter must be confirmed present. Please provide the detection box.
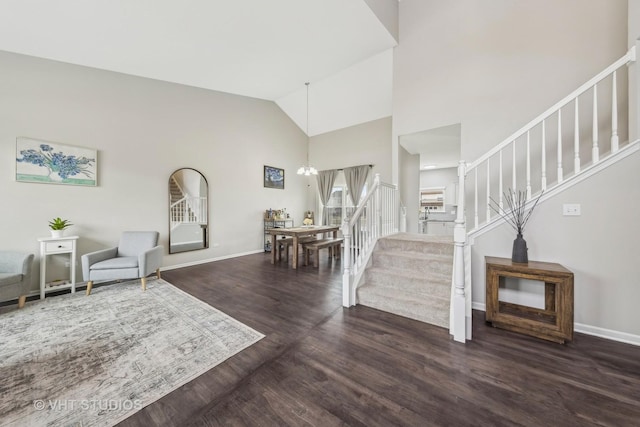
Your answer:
[419,218,455,236]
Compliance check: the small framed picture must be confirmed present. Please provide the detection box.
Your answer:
[264,165,284,190]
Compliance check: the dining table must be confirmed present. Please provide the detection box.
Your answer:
[268,225,340,269]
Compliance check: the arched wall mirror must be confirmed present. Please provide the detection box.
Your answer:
[169,168,209,254]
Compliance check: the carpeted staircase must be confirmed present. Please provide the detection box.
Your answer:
[357,233,454,329]
[170,177,183,204]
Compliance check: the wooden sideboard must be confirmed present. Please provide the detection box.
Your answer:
[485,256,574,343]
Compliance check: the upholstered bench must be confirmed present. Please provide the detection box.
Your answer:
[303,238,344,268]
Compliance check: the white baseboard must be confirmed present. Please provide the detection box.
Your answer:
[161,249,265,271]
[573,323,640,347]
[472,302,486,311]
[472,302,640,347]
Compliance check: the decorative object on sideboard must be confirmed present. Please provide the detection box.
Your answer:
[303,210,314,226]
[48,217,73,238]
[489,189,543,263]
[16,137,97,186]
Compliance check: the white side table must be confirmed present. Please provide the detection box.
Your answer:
[38,235,79,299]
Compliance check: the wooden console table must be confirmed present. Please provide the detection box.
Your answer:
[485,256,574,343]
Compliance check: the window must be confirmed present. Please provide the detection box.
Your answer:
[322,183,368,226]
[324,186,344,226]
[420,187,445,213]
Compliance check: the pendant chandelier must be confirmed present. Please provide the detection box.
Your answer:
[297,82,318,176]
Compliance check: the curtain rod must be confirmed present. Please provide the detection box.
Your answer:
[334,164,373,171]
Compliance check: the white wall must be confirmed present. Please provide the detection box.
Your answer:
[310,116,392,181]
[393,0,629,182]
[399,144,420,233]
[308,116,392,218]
[630,0,640,141]
[0,51,308,295]
[420,167,457,191]
[471,149,640,336]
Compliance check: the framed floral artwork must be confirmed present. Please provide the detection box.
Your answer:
[16,137,97,186]
[263,165,284,189]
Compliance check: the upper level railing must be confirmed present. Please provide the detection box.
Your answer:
[465,46,636,232]
[450,46,638,343]
[342,174,399,307]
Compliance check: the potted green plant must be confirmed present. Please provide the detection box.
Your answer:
[49,217,73,238]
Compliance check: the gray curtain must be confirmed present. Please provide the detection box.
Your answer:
[316,169,339,225]
[344,165,370,208]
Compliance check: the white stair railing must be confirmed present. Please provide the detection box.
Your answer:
[451,46,637,343]
[170,196,207,229]
[342,174,399,307]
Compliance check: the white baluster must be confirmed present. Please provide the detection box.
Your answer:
[486,158,491,222]
[526,131,531,200]
[574,97,581,173]
[557,109,563,184]
[541,120,547,191]
[499,149,503,210]
[592,84,599,163]
[341,216,352,307]
[611,70,619,152]
[375,174,381,238]
[474,168,478,229]
[512,141,516,191]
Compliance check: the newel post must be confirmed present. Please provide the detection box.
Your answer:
[342,215,353,307]
[452,160,467,343]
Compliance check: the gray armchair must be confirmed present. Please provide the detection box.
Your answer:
[82,231,163,295]
[0,251,34,308]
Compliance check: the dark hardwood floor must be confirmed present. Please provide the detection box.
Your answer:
[120,252,640,426]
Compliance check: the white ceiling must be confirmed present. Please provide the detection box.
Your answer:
[0,0,397,136]
[399,124,462,170]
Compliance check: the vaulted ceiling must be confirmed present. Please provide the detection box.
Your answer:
[0,0,397,136]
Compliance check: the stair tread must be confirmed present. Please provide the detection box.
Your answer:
[371,251,453,277]
[357,284,449,328]
[373,249,453,261]
[365,266,451,284]
[380,233,454,244]
[362,279,450,299]
[375,245,454,257]
[358,282,450,302]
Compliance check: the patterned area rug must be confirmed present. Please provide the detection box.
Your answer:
[0,278,264,426]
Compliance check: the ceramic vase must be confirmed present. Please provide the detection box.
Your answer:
[512,233,528,263]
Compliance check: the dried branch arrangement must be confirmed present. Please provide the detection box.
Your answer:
[489,189,543,235]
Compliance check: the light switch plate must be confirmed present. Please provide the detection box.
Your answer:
[562,204,581,216]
